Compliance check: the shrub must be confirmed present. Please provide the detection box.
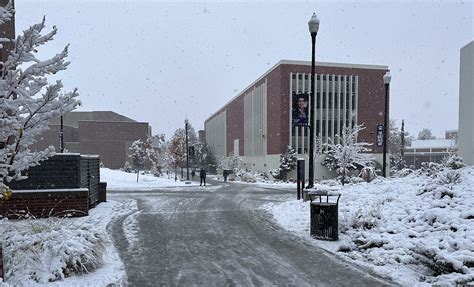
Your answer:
[359,166,377,183]
[3,218,105,284]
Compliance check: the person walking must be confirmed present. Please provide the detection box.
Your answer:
[199,168,207,186]
[223,170,228,182]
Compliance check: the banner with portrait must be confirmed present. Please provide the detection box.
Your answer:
[292,92,309,126]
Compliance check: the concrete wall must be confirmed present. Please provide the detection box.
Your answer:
[205,110,226,157]
[458,41,474,165]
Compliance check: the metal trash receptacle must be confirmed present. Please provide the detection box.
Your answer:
[309,191,341,241]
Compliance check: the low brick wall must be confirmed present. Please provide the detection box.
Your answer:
[0,189,89,219]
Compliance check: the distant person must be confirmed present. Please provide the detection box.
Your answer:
[191,170,196,180]
[223,170,228,182]
[200,168,207,186]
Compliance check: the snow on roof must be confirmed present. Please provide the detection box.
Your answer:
[408,138,455,149]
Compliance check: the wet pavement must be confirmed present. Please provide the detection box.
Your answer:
[108,180,393,287]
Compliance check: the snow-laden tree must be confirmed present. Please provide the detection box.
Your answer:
[128,139,147,182]
[270,146,297,181]
[169,128,186,172]
[322,124,373,185]
[0,12,80,199]
[218,152,243,174]
[417,128,436,140]
[128,136,164,180]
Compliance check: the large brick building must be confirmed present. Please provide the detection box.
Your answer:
[32,111,151,169]
[205,60,390,179]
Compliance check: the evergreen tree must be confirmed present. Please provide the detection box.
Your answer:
[270,146,297,181]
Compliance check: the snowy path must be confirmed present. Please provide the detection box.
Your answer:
[107,181,393,286]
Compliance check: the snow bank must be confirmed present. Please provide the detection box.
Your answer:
[0,199,137,286]
[101,168,200,190]
[262,166,474,285]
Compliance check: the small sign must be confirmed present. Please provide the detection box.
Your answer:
[376,125,384,147]
[188,146,195,157]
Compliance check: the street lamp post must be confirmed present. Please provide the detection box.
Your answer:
[307,12,319,189]
[185,119,190,181]
[383,71,391,177]
[60,114,64,153]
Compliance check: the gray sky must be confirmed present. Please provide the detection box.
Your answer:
[15,0,473,139]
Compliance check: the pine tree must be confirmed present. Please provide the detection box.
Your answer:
[270,146,297,181]
[0,10,80,199]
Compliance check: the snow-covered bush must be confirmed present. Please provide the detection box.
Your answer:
[359,166,377,183]
[442,153,465,170]
[269,146,297,181]
[240,172,257,183]
[420,162,443,178]
[341,204,383,232]
[3,219,105,284]
[411,243,471,278]
[122,161,133,173]
[397,168,414,177]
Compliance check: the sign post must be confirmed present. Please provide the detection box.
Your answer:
[297,159,305,200]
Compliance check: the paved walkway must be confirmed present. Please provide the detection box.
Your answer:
[108,181,393,287]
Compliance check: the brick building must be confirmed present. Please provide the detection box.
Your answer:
[205,60,390,179]
[32,111,151,169]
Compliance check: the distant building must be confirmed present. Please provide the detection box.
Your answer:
[32,111,151,169]
[404,131,457,168]
[205,60,390,179]
[445,129,458,142]
[458,41,474,165]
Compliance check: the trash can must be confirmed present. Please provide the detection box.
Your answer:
[99,182,107,203]
[309,191,341,241]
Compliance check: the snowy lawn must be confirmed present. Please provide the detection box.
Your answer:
[101,168,201,191]
[0,199,137,286]
[262,166,474,286]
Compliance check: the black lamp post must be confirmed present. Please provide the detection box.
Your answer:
[383,71,391,177]
[307,12,319,189]
[60,114,64,153]
[185,119,190,181]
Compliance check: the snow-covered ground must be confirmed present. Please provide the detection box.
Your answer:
[101,168,200,190]
[0,199,137,286]
[262,166,474,286]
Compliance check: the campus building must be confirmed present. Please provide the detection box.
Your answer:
[404,131,457,169]
[205,60,390,179]
[31,111,151,169]
[458,41,474,165]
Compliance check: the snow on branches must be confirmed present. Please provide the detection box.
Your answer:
[270,146,297,181]
[323,124,373,185]
[0,15,80,198]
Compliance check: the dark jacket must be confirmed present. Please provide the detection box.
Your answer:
[200,169,206,178]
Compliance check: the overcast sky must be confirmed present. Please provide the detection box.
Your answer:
[14,0,473,139]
